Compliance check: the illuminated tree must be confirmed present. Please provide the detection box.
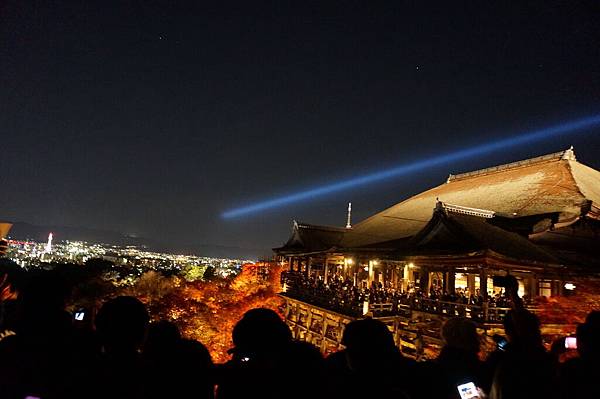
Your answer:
[182,263,207,282]
[130,271,176,303]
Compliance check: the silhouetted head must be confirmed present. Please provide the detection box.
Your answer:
[16,272,70,336]
[342,318,399,371]
[144,320,181,356]
[441,317,480,354]
[286,340,324,369]
[577,310,600,360]
[96,296,149,354]
[179,338,213,367]
[504,309,542,348]
[231,308,291,357]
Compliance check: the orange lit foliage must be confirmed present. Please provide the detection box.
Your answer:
[534,278,600,329]
[147,262,284,363]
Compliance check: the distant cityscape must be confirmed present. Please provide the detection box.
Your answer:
[5,233,255,281]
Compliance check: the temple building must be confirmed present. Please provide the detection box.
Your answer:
[273,147,600,357]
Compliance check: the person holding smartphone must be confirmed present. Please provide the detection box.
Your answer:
[558,311,600,398]
[419,317,483,399]
[487,276,559,399]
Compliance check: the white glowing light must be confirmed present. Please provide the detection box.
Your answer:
[45,233,53,253]
[222,114,600,218]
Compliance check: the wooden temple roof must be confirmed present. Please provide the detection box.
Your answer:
[530,217,600,270]
[341,147,600,247]
[394,202,561,265]
[274,148,600,271]
[273,221,346,255]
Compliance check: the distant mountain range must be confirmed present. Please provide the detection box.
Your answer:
[6,221,267,260]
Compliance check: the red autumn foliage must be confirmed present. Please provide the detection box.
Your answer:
[146,262,284,362]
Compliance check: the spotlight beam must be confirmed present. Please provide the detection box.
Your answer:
[222,114,600,219]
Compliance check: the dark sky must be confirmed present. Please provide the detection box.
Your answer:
[2,1,600,256]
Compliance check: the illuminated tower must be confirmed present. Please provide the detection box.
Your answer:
[346,202,352,229]
[46,232,53,253]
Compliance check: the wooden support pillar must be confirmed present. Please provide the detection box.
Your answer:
[447,268,456,294]
[306,310,313,342]
[526,275,538,299]
[552,280,563,297]
[480,268,488,301]
[324,257,329,284]
[421,267,430,294]
[368,260,375,287]
[467,274,476,295]
[321,318,328,353]
[306,257,311,278]
[402,264,409,292]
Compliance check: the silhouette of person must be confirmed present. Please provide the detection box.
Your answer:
[92,296,150,399]
[419,317,483,399]
[559,311,600,398]
[217,308,323,399]
[144,319,181,358]
[326,318,414,399]
[488,309,558,399]
[142,320,214,399]
[0,272,78,399]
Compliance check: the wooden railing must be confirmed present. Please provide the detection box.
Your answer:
[367,297,512,322]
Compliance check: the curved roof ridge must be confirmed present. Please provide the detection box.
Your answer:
[294,221,348,232]
[447,147,574,182]
[341,149,598,248]
[439,201,496,218]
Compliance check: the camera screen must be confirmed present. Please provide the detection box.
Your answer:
[565,337,577,349]
[497,338,508,351]
[457,382,480,399]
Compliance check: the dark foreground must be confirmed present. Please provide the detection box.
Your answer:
[0,277,599,399]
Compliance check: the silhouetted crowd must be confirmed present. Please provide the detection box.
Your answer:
[283,272,513,319]
[1,273,599,399]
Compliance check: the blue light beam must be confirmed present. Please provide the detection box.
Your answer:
[222,114,600,218]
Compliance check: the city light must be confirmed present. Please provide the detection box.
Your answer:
[45,233,53,253]
[6,238,252,279]
[222,114,600,218]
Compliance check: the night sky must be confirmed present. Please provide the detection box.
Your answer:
[2,1,600,256]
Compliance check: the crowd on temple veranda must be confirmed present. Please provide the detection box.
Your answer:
[282,271,514,318]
